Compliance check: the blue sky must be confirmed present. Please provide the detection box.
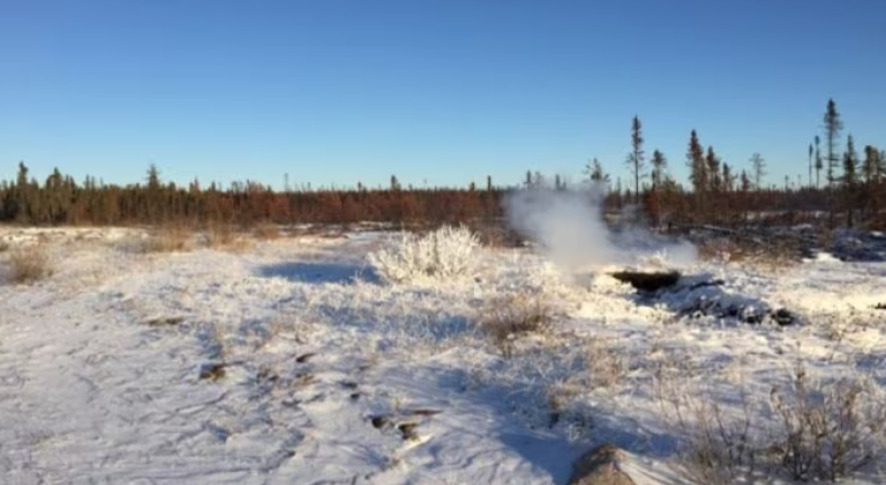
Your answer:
[2,1,884,190]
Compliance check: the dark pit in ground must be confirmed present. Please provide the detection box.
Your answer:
[609,270,681,292]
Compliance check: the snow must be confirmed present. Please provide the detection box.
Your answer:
[1,226,885,484]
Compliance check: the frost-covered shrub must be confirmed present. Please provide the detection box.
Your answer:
[368,225,480,284]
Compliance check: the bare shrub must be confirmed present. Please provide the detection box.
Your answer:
[142,225,191,253]
[368,225,480,284]
[768,363,886,481]
[697,235,797,268]
[6,245,53,284]
[253,223,281,240]
[477,293,552,357]
[658,361,886,483]
[205,223,252,252]
[669,396,760,484]
[471,224,525,248]
[205,223,236,247]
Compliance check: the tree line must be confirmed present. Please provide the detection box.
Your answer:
[589,98,885,228]
[1,99,883,230]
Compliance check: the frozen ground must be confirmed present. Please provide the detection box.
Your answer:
[1,226,885,484]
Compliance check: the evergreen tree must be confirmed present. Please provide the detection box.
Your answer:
[626,116,645,204]
[582,157,609,184]
[13,162,31,223]
[862,145,878,184]
[861,145,882,216]
[842,134,858,226]
[740,170,751,192]
[824,99,843,187]
[843,135,858,186]
[586,158,610,184]
[808,143,813,187]
[686,130,707,206]
[814,135,822,188]
[706,147,722,194]
[146,164,161,191]
[650,149,667,191]
[722,163,735,192]
[749,153,766,190]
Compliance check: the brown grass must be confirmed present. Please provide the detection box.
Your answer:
[696,235,798,269]
[472,224,525,248]
[141,225,191,253]
[6,245,53,284]
[477,293,553,357]
[253,223,281,240]
[205,223,253,252]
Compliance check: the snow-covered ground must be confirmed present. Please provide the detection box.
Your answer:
[1,226,885,484]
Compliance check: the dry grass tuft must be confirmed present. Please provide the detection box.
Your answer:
[585,337,628,388]
[477,293,553,357]
[205,223,253,252]
[6,245,53,284]
[142,225,191,253]
[253,223,281,240]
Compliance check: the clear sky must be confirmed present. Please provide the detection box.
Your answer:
[2,0,884,190]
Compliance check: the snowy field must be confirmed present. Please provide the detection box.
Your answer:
[1,223,886,484]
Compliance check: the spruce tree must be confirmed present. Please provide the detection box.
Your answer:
[842,134,858,226]
[650,149,667,191]
[706,147,722,194]
[808,143,813,187]
[823,99,843,188]
[587,158,609,184]
[862,145,882,216]
[626,116,645,205]
[686,130,707,205]
[750,153,766,190]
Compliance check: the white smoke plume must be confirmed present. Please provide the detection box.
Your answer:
[504,185,697,273]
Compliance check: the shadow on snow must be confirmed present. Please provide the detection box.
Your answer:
[256,261,380,285]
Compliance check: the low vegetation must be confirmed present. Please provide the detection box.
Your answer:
[140,225,191,253]
[477,292,553,357]
[368,225,481,284]
[204,223,253,252]
[5,245,53,284]
[661,361,886,483]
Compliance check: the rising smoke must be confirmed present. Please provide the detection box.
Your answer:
[504,185,697,272]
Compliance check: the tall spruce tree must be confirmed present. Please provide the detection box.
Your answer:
[706,147,722,194]
[843,134,858,226]
[686,130,707,205]
[824,99,843,187]
[750,153,766,189]
[626,116,645,205]
[808,143,814,187]
[650,149,667,191]
[861,145,881,217]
